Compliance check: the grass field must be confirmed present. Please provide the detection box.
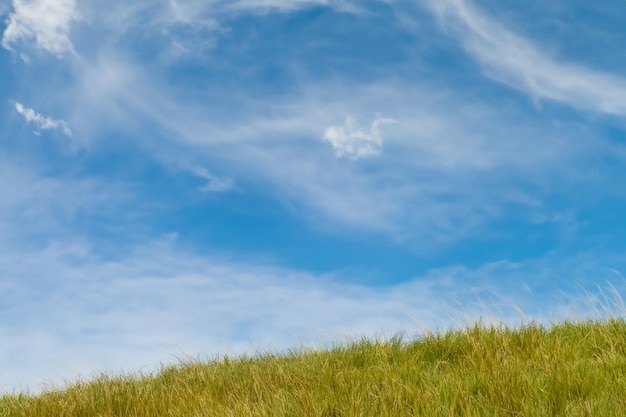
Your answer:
[3,317,626,416]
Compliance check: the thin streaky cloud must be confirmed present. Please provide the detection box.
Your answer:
[424,0,626,117]
[66,51,604,240]
[189,166,235,193]
[15,102,72,136]
[88,0,359,43]
[1,234,608,393]
[221,0,362,14]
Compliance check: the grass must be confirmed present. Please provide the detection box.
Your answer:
[3,318,626,416]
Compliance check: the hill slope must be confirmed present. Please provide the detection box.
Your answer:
[3,319,626,416]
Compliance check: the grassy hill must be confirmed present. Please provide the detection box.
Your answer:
[3,318,626,416]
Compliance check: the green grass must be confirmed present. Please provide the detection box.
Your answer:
[3,318,626,416]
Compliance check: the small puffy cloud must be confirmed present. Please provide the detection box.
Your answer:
[2,0,78,57]
[15,102,72,136]
[323,116,395,160]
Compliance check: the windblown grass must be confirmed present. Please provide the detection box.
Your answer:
[3,318,626,416]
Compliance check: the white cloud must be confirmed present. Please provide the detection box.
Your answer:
[0,237,442,392]
[189,166,234,193]
[65,51,608,241]
[0,235,552,392]
[0,155,132,246]
[221,0,361,14]
[0,232,621,393]
[15,102,72,136]
[424,0,626,117]
[13,2,614,244]
[323,116,395,160]
[2,0,78,57]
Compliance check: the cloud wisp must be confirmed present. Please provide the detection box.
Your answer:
[188,165,234,193]
[15,102,72,136]
[2,0,78,57]
[2,232,608,394]
[30,0,619,248]
[220,0,362,14]
[425,0,626,117]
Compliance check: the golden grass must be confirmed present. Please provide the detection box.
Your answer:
[3,318,626,416]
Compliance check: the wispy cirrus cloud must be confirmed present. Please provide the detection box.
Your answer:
[0,154,131,246]
[218,0,362,14]
[424,0,626,117]
[187,165,234,193]
[61,48,606,241]
[3,230,613,393]
[2,0,78,57]
[15,102,72,136]
[37,0,617,252]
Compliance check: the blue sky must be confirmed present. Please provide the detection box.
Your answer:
[2,0,626,392]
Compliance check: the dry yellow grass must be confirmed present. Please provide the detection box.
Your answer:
[3,318,626,416]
